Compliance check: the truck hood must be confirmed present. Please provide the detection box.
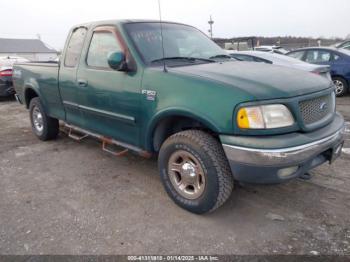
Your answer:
[170,61,332,100]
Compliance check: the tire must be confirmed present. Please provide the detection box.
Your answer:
[332,77,348,97]
[158,130,234,214]
[29,97,59,141]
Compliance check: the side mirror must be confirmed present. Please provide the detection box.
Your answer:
[108,51,127,71]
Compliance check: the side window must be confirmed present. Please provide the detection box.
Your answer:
[333,53,341,61]
[64,27,87,67]
[87,32,122,68]
[288,51,305,60]
[305,50,331,63]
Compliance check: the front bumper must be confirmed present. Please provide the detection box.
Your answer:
[221,113,345,184]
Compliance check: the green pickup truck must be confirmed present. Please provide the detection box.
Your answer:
[13,20,345,214]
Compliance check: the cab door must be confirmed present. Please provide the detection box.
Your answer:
[59,27,87,127]
[75,26,142,146]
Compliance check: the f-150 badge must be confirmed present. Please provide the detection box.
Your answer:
[142,89,157,101]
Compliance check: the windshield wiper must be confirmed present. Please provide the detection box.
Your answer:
[151,56,215,64]
[209,54,232,59]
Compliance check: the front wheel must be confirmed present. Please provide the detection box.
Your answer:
[29,97,59,141]
[158,130,234,214]
[333,77,348,97]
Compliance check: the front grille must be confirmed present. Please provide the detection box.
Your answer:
[299,93,334,125]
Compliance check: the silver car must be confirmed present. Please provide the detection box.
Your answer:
[229,51,331,80]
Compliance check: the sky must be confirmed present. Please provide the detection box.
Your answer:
[1,0,349,50]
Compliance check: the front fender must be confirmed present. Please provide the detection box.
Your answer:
[144,107,221,151]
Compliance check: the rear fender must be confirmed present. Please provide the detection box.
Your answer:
[23,79,46,109]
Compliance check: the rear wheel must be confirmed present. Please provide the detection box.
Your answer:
[158,130,234,214]
[29,97,59,141]
[333,77,348,97]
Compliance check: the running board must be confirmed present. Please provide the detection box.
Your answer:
[102,140,129,157]
[68,128,89,141]
[62,124,152,158]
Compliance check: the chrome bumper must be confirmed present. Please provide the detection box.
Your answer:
[222,127,345,167]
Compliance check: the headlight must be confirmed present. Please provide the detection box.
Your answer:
[237,104,294,129]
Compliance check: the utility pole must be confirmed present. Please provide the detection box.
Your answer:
[208,15,214,39]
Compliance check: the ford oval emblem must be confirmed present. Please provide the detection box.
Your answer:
[320,102,328,111]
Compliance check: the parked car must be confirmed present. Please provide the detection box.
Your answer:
[0,56,29,66]
[254,45,289,54]
[287,47,350,96]
[13,20,345,214]
[0,56,29,97]
[229,50,331,79]
[0,66,15,97]
[335,40,350,50]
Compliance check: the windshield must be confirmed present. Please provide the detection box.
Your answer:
[124,22,229,65]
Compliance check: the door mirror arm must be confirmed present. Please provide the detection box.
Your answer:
[118,61,129,72]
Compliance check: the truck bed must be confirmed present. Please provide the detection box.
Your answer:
[13,62,65,120]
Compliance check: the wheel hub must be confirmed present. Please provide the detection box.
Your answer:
[181,162,197,181]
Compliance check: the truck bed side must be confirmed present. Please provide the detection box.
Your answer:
[13,62,65,120]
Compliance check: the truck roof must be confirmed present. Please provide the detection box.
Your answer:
[73,19,187,28]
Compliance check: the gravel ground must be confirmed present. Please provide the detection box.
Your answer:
[0,96,349,255]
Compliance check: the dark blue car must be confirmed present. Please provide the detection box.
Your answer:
[287,47,350,96]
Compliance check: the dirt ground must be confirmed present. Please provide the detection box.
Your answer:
[0,96,349,255]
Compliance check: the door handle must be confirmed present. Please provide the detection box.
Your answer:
[77,79,88,87]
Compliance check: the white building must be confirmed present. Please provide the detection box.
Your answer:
[0,38,58,61]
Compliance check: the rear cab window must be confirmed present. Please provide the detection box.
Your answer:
[64,27,87,67]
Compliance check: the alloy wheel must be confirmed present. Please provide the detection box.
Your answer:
[32,106,44,134]
[333,79,344,96]
[167,150,206,200]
